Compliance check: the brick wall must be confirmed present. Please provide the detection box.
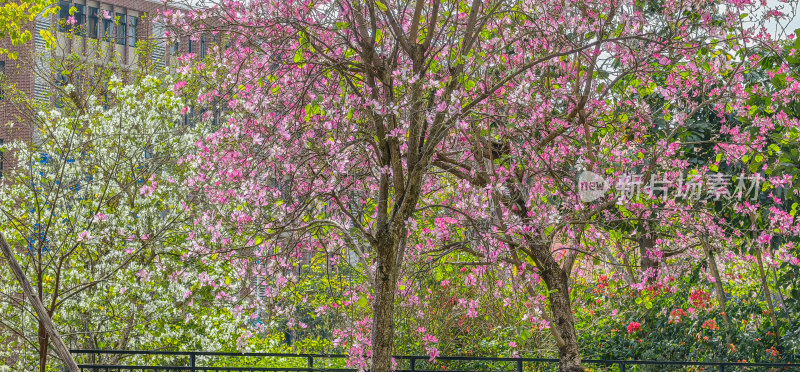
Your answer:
[0,0,179,176]
[0,20,37,178]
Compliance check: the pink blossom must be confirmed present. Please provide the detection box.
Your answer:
[77,230,91,243]
[174,81,188,91]
[427,347,440,362]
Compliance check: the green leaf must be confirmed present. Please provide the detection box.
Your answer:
[375,1,388,11]
[465,80,475,91]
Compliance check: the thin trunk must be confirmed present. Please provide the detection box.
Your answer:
[768,256,788,311]
[38,323,48,372]
[755,249,780,338]
[600,243,633,285]
[370,235,398,372]
[700,240,732,345]
[0,232,79,372]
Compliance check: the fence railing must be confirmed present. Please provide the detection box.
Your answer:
[69,349,800,372]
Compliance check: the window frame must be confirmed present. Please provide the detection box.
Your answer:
[127,15,138,47]
[0,139,4,180]
[57,1,72,32]
[115,12,127,45]
[88,7,99,39]
[0,61,5,101]
[102,15,114,42]
[73,4,86,35]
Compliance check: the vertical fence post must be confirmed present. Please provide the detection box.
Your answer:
[516,359,522,372]
[308,356,314,372]
[190,353,196,372]
[619,362,625,372]
[410,357,416,372]
[718,363,724,372]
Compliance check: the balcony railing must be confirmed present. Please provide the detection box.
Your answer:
[67,349,800,372]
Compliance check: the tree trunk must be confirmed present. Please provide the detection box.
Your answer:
[0,232,79,372]
[539,264,583,372]
[700,240,733,345]
[637,231,658,284]
[755,248,781,339]
[38,322,49,372]
[370,235,399,372]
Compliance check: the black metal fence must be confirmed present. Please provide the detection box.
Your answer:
[69,349,800,372]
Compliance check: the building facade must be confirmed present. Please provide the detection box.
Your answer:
[0,0,199,179]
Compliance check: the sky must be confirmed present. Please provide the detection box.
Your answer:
[766,0,800,38]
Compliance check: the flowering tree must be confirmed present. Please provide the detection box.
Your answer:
[0,71,202,371]
[169,0,795,370]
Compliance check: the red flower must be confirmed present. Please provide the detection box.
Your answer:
[702,319,719,330]
[626,322,641,333]
[690,289,710,309]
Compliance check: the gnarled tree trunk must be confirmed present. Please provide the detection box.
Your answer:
[638,231,658,284]
[529,242,583,372]
[540,266,583,372]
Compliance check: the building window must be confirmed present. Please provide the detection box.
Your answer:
[54,71,68,108]
[200,34,206,58]
[58,2,86,34]
[0,139,4,180]
[74,4,85,35]
[0,61,5,101]
[58,1,71,32]
[103,15,114,42]
[88,7,99,39]
[115,13,126,45]
[170,40,179,55]
[183,107,195,128]
[127,16,138,46]
[188,38,193,53]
